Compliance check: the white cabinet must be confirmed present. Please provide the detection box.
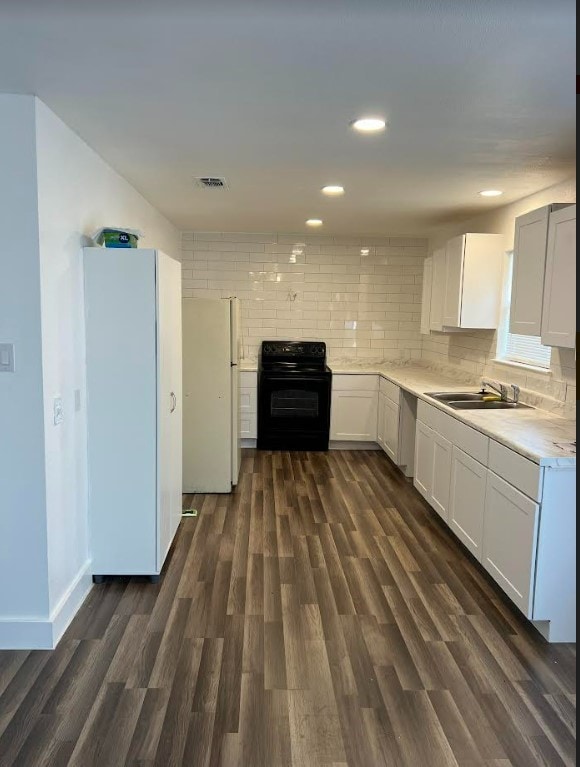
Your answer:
[331,376,378,442]
[429,248,446,332]
[541,205,576,349]
[383,395,400,463]
[431,432,452,521]
[377,392,387,452]
[413,418,452,522]
[414,397,576,642]
[240,371,258,439]
[483,472,540,617]
[442,233,504,329]
[510,206,552,336]
[414,420,434,500]
[510,203,575,345]
[84,248,182,580]
[448,446,487,561]
[420,257,433,335]
[442,235,465,327]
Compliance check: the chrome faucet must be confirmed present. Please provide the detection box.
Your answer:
[481,379,520,404]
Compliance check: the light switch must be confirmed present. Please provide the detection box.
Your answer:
[53,397,64,426]
[74,389,82,412]
[0,343,15,373]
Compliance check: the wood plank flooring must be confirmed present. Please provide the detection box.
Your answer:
[0,449,576,766]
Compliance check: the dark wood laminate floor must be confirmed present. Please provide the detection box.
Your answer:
[0,450,576,767]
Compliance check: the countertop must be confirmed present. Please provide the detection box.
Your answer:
[239,359,576,467]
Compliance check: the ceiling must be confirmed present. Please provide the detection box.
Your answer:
[0,0,576,235]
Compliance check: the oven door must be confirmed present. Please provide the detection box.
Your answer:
[258,374,331,447]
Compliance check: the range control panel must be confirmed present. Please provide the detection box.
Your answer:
[261,341,326,359]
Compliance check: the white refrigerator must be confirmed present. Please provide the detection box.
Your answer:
[182,297,242,493]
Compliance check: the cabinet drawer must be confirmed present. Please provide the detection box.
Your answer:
[379,377,400,403]
[417,400,454,442]
[417,399,439,430]
[240,412,257,439]
[488,440,543,501]
[240,386,257,414]
[448,418,489,465]
[240,371,257,388]
[332,374,378,392]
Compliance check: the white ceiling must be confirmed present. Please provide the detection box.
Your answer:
[0,0,576,235]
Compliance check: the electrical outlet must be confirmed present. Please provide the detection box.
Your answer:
[53,397,64,425]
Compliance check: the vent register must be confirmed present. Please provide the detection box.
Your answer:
[194,177,228,189]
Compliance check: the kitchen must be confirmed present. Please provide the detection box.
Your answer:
[0,2,576,766]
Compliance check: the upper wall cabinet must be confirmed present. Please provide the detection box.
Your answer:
[442,233,503,329]
[429,248,446,332]
[541,205,576,349]
[420,257,433,335]
[510,204,569,337]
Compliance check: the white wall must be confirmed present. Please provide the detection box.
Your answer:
[34,99,180,617]
[423,179,577,409]
[34,99,181,617]
[181,232,428,361]
[0,95,180,648]
[0,95,50,621]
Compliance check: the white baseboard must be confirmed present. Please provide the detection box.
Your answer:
[329,441,380,450]
[50,560,93,647]
[0,560,93,650]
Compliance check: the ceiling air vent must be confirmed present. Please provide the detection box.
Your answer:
[194,177,228,189]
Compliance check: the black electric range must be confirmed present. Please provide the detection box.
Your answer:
[257,341,332,451]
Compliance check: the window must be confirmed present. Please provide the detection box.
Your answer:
[496,252,552,369]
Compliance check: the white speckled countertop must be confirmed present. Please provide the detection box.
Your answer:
[241,359,576,467]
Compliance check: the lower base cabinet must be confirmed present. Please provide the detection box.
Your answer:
[431,432,452,521]
[413,420,452,522]
[414,420,434,500]
[448,446,487,561]
[482,472,540,617]
[330,389,378,442]
[383,395,400,463]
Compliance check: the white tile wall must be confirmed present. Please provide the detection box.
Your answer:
[422,330,576,411]
[181,232,428,362]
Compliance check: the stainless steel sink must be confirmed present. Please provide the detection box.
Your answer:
[450,400,533,410]
[425,391,533,411]
[426,392,489,402]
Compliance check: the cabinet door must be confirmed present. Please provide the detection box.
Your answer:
[431,432,452,522]
[420,257,433,335]
[510,207,550,337]
[383,396,400,463]
[156,252,179,568]
[442,236,465,327]
[377,392,386,451]
[541,205,576,348]
[429,248,446,331]
[449,446,487,561]
[414,421,434,501]
[169,257,183,542]
[330,390,378,441]
[483,472,540,617]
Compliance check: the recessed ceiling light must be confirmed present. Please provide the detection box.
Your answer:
[479,189,504,198]
[361,248,370,256]
[321,185,345,196]
[351,117,387,133]
[306,219,323,227]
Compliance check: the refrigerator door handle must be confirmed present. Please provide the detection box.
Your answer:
[170,392,177,413]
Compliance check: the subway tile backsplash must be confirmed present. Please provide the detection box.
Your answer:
[181,232,428,362]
